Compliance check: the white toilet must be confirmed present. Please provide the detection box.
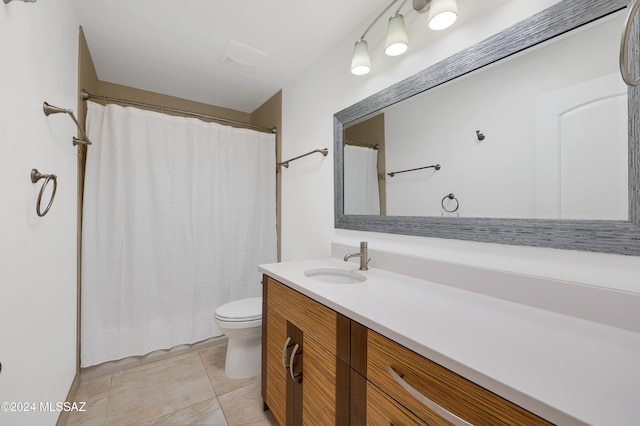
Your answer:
[214,296,263,379]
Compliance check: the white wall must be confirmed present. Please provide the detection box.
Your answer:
[0,1,79,425]
[384,12,626,219]
[280,0,640,294]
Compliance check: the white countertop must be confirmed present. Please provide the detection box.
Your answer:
[259,257,640,426]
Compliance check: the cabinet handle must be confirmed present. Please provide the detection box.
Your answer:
[388,366,473,426]
[282,337,292,371]
[289,343,302,382]
[620,0,640,86]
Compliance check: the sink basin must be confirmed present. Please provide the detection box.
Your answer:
[304,267,367,284]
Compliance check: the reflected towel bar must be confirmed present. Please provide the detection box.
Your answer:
[43,102,92,146]
[278,148,329,168]
[387,163,440,177]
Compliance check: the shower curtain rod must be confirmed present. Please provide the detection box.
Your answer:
[345,139,379,150]
[80,89,277,134]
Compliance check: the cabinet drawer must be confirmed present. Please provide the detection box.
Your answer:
[367,330,552,425]
[265,277,338,356]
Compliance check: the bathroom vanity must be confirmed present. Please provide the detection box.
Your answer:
[259,252,640,425]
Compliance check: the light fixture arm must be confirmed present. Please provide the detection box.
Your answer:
[359,0,403,41]
[393,0,409,16]
[412,0,430,13]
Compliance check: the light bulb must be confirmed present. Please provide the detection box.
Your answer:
[351,40,372,75]
[428,0,458,30]
[385,14,409,56]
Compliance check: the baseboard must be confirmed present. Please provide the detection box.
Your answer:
[56,372,80,426]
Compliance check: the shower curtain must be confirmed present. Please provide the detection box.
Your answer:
[81,101,276,367]
[344,145,380,215]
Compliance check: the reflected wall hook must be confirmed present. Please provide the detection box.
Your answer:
[31,169,57,217]
[43,101,93,146]
[476,130,485,141]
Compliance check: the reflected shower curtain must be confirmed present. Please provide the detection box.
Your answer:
[81,101,276,367]
[344,145,380,215]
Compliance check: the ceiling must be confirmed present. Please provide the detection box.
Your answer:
[72,0,390,113]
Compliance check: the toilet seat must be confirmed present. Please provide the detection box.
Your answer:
[215,297,262,322]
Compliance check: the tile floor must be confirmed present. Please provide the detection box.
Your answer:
[65,343,278,425]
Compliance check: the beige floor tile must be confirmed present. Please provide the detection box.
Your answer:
[140,398,228,426]
[105,351,215,425]
[66,374,112,426]
[217,381,278,426]
[199,345,260,396]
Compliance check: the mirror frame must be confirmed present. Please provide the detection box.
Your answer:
[334,0,640,256]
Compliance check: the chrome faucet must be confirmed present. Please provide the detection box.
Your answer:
[343,241,370,271]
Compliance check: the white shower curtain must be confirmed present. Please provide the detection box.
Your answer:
[81,101,276,367]
[344,145,380,215]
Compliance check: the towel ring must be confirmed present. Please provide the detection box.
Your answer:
[31,169,57,217]
[441,193,459,213]
[620,0,640,86]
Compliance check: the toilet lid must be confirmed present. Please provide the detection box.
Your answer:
[215,297,262,321]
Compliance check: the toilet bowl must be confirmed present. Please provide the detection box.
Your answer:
[214,296,262,379]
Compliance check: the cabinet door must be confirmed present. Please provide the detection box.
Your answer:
[263,276,350,425]
[264,305,288,425]
[302,335,337,425]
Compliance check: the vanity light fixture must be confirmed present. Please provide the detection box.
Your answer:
[385,13,409,56]
[351,0,458,75]
[3,0,37,3]
[422,0,458,30]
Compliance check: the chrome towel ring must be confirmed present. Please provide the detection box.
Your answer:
[441,193,459,213]
[620,0,640,86]
[31,169,57,217]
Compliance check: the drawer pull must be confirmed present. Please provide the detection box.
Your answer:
[289,343,302,382]
[388,366,473,426]
[282,337,292,370]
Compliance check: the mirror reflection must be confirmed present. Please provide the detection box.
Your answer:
[344,11,628,220]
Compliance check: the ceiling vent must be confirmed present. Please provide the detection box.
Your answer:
[219,40,270,73]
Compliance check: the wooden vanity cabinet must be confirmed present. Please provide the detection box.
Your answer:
[263,275,551,425]
[262,276,350,425]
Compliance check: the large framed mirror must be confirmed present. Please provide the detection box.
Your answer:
[334,0,640,256]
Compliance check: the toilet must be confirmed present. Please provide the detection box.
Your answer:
[214,296,263,379]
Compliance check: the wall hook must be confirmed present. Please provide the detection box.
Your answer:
[476,130,485,141]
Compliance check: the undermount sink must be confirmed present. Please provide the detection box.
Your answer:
[304,267,367,284]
